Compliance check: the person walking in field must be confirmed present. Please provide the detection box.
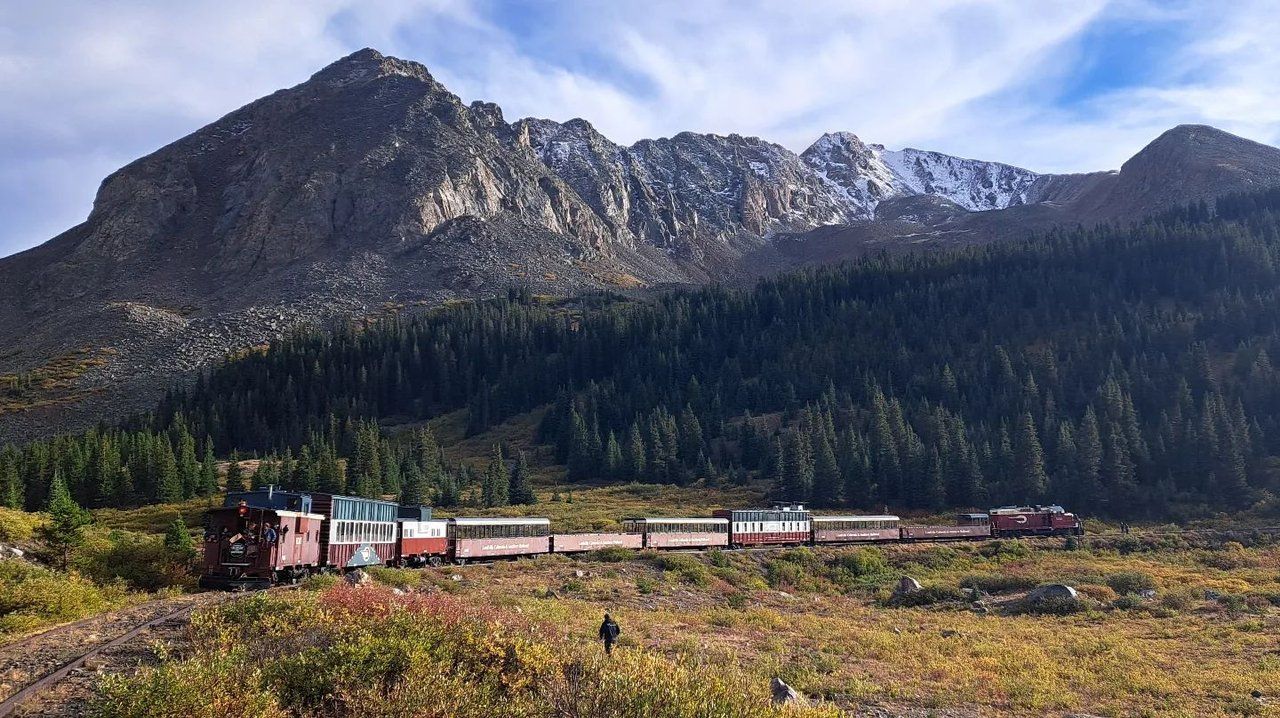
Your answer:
[598,613,620,655]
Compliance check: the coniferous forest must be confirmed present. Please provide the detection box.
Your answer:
[7,188,1280,519]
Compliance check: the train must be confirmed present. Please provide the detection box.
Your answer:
[198,486,1082,590]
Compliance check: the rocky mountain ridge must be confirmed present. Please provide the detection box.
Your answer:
[4,48,1280,443]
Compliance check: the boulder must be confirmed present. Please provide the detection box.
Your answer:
[770,677,808,706]
[343,569,371,586]
[893,576,923,597]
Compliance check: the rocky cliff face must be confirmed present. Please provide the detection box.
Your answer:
[4,49,1280,442]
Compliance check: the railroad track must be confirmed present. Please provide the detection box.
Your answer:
[0,604,196,717]
[0,585,295,717]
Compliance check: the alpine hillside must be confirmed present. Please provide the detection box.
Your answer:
[3,48,1280,442]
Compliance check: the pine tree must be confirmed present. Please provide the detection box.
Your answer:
[224,451,245,492]
[177,430,199,499]
[1077,408,1103,506]
[509,450,537,505]
[566,410,596,481]
[1,456,23,509]
[1011,412,1048,501]
[401,461,427,505]
[435,470,461,507]
[163,516,197,563]
[199,442,220,496]
[156,440,182,503]
[603,431,623,479]
[482,444,510,508]
[40,472,91,570]
[921,448,947,509]
[811,428,841,506]
[624,422,646,480]
[779,431,813,502]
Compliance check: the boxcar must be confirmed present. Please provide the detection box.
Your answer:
[200,489,324,590]
[716,505,810,547]
[449,517,551,561]
[989,505,1083,537]
[901,513,992,541]
[396,505,449,566]
[810,514,900,544]
[621,517,730,549]
[313,493,400,568]
[551,532,643,553]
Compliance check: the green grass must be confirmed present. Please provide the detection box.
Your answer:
[94,496,221,534]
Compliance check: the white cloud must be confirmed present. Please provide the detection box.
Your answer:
[1,0,1279,257]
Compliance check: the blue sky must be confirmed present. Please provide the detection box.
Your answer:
[1,0,1278,258]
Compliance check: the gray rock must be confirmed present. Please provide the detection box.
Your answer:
[894,576,923,596]
[1138,589,1157,599]
[770,677,808,706]
[343,569,371,586]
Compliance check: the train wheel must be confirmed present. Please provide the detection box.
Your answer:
[429,556,443,567]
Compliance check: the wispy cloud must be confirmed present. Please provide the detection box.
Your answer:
[1,0,1278,257]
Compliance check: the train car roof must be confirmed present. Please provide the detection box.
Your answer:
[450,517,551,526]
[811,514,900,522]
[621,517,729,524]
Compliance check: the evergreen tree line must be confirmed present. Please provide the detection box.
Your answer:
[9,187,1280,517]
[0,419,220,511]
[239,423,536,509]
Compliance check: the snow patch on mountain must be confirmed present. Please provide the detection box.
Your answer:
[877,147,1039,211]
[800,132,1040,215]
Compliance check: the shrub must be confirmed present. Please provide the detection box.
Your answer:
[906,546,961,569]
[301,573,340,591]
[836,548,888,578]
[93,587,839,718]
[72,529,192,591]
[366,567,420,590]
[1105,571,1156,595]
[0,560,131,638]
[588,546,634,563]
[1016,596,1088,615]
[979,540,1030,560]
[888,583,967,607]
[1159,588,1198,611]
[1111,594,1145,610]
[1076,584,1119,603]
[653,554,711,586]
[0,507,42,543]
[959,574,1038,594]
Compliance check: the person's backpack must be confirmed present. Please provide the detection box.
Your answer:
[607,621,620,640]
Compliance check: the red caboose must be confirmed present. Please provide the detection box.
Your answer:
[988,505,1082,537]
[200,488,324,590]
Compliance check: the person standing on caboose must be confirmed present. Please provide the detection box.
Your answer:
[598,613,620,656]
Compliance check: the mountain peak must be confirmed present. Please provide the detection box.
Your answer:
[308,47,437,89]
[1123,123,1280,174]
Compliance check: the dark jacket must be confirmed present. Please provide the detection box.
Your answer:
[598,618,620,642]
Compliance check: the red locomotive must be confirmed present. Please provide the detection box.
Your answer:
[199,488,1083,590]
[988,505,1083,537]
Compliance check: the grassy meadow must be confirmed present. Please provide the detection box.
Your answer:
[85,528,1280,717]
